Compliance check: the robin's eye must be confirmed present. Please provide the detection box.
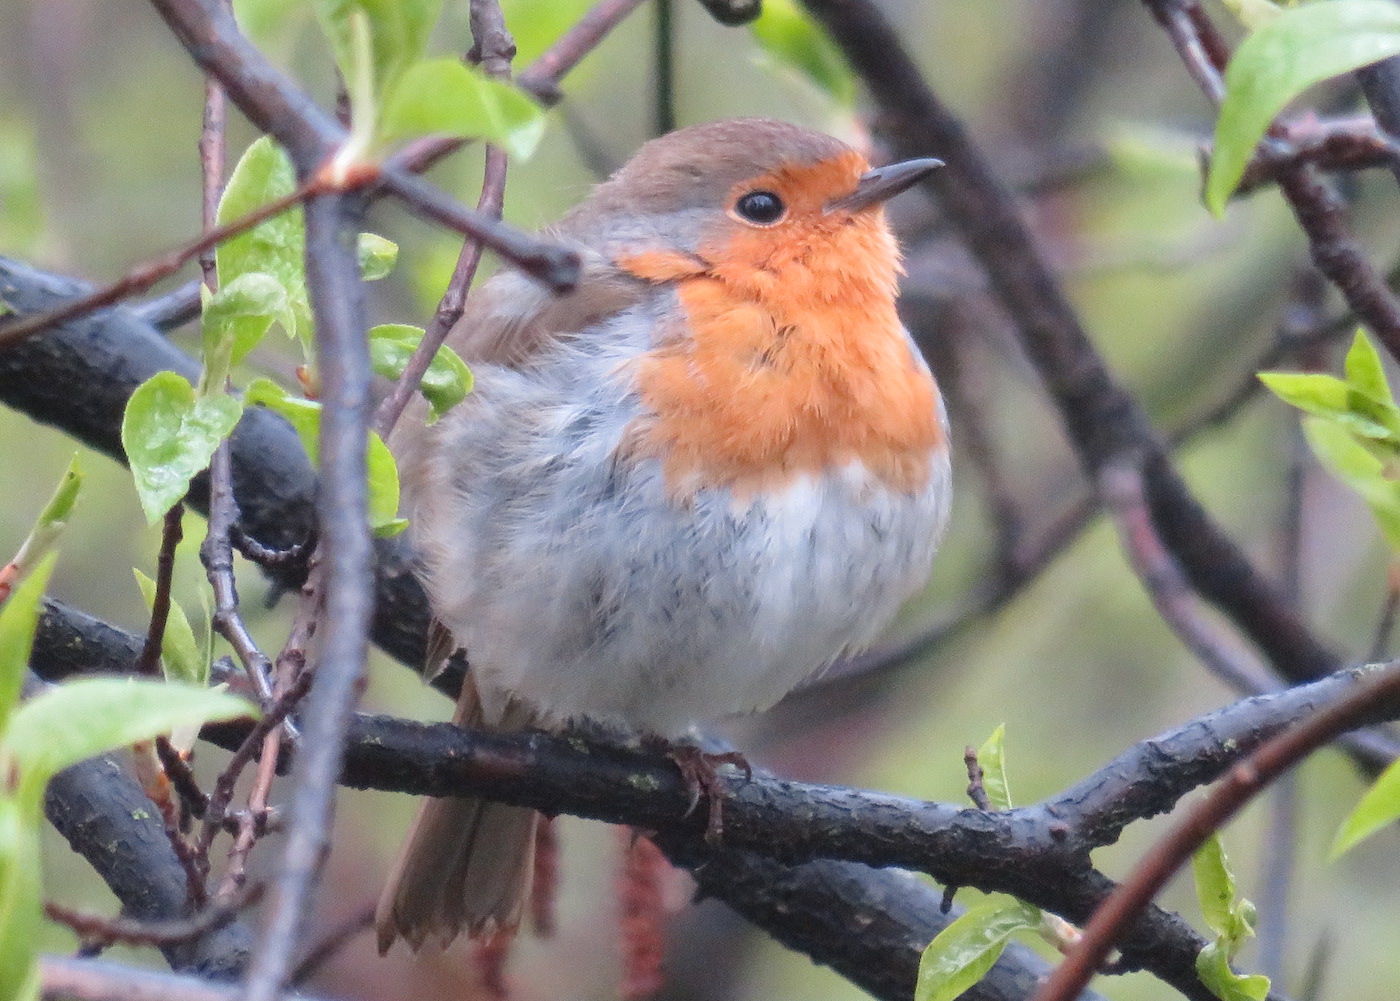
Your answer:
[734,190,786,225]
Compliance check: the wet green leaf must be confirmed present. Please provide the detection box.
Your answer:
[1332,752,1400,856]
[976,723,1013,811]
[217,137,310,349]
[915,898,1042,1001]
[1207,0,1400,214]
[1197,940,1271,1001]
[314,0,442,106]
[1193,834,1239,940]
[359,232,399,281]
[380,58,546,159]
[0,796,42,1001]
[750,0,855,107]
[369,323,473,420]
[246,378,405,534]
[121,372,244,524]
[8,456,82,583]
[133,571,207,687]
[1303,417,1400,551]
[6,679,253,808]
[201,272,291,388]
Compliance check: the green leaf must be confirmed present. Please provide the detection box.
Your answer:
[750,0,856,107]
[133,571,207,687]
[6,679,253,807]
[976,723,1013,811]
[915,898,1043,1001]
[0,555,55,740]
[1206,0,1400,214]
[368,431,407,536]
[368,323,473,420]
[313,0,442,107]
[1218,0,1282,31]
[1192,833,1239,939]
[1303,417,1400,551]
[358,232,399,281]
[380,58,546,159]
[1197,940,1271,1001]
[201,272,291,389]
[1259,371,1399,441]
[8,455,82,581]
[1331,752,1400,856]
[122,372,244,524]
[1344,329,1392,404]
[0,796,42,1001]
[246,378,406,534]
[245,377,320,460]
[217,137,310,349]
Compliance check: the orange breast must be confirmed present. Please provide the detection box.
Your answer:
[617,215,943,499]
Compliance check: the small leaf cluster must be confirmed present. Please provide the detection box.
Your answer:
[1192,835,1270,1001]
[1260,331,1400,551]
[915,727,1074,1001]
[120,135,470,537]
[305,0,544,167]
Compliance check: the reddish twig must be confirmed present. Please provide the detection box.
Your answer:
[135,504,185,677]
[516,0,649,104]
[199,5,228,289]
[45,883,261,951]
[1028,659,1400,1001]
[1099,461,1276,695]
[155,735,209,823]
[0,183,316,348]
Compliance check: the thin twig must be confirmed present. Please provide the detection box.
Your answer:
[155,735,209,822]
[242,191,373,1001]
[653,0,675,136]
[1028,660,1400,1001]
[201,442,275,704]
[45,884,261,951]
[373,0,516,439]
[199,8,228,289]
[135,504,185,677]
[516,0,649,104]
[1099,460,1277,695]
[0,184,316,348]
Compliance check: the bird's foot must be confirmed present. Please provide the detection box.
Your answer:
[659,743,751,843]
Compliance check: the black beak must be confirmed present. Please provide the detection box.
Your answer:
[827,157,942,213]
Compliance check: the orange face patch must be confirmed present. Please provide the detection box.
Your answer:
[617,158,943,499]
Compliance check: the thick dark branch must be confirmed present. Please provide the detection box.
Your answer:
[42,728,253,977]
[31,601,1088,1001]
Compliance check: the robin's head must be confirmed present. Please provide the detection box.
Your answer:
[561,118,940,286]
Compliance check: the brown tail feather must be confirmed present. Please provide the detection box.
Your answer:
[375,679,538,953]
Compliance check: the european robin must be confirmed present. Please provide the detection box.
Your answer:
[375,117,950,952]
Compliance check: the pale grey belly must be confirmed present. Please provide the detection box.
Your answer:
[409,364,950,735]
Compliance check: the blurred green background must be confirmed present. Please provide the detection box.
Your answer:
[3,0,1400,999]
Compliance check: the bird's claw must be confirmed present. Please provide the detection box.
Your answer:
[665,745,751,843]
